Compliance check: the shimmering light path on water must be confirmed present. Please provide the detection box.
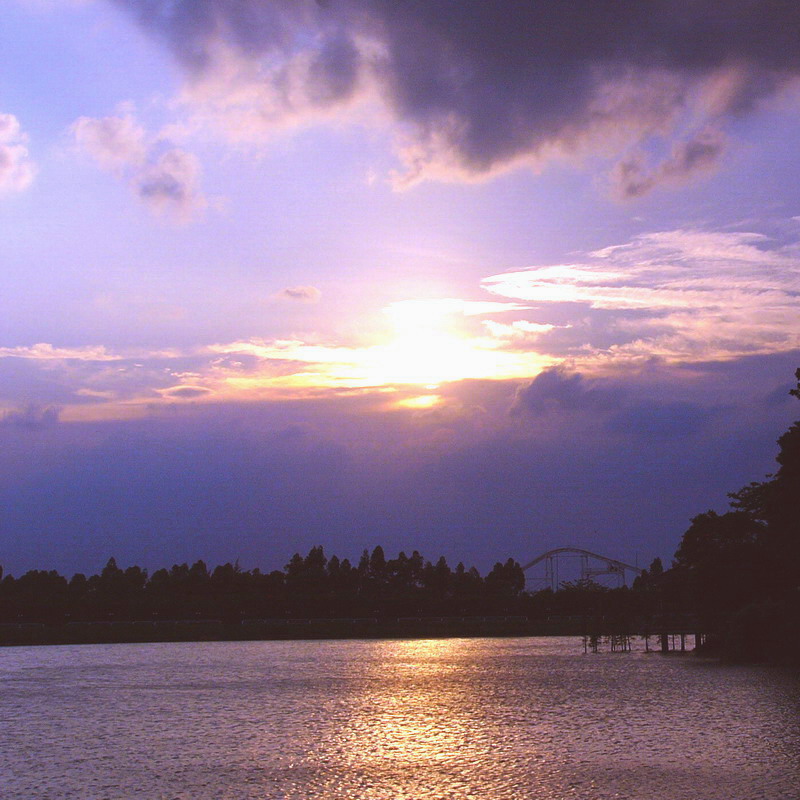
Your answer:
[1,638,798,799]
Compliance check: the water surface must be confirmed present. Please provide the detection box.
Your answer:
[2,638,797,799]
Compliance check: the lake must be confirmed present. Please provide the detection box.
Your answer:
[1,637,798,799]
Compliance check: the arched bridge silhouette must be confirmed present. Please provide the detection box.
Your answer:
[521,547,644,591]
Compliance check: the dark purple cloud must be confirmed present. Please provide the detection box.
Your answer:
[514,367,723,439]
[275,285,322,303]
[1,404,60,430]
[135,148,205,218]
[512,368,618,415]
[765,381,797,406]
[607,401,720,439]
[611,129,727,199]
[162,385,213,399]
[108,1,800,187]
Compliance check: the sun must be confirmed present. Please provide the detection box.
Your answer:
[356,298,545,389]
[365,330,487,387]
[212,297,554,401]
[359,301,481,387]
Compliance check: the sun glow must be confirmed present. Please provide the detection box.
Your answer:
[396,394,443,409]
[356,298,544,388]
[363,330,491,386]
[21,295,557,422]
[207,298,553,402]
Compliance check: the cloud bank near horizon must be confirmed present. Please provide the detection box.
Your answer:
[1,350,797,577]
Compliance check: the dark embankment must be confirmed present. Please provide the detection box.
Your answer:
[1,616,577,647]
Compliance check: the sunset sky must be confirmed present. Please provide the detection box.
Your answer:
[2,0,800,578]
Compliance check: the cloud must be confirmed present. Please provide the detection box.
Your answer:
[1,225,797,418]
[107,1,800,188]
[0,113,36,194]
[512,367,723,443]
[0,343,120,361]
[160,385,213,399]
[607,401,719,439]
[764,381,796,406]
[611,129,726,199]
[513,368,616,415]
[1,404,60,430]
[72,111,206,220]
[135,148,205,218]
[482,320,562,349]
[275,285,322,303]
[71,113,147,171]
[0,344,217,420]
[482,227,800,364]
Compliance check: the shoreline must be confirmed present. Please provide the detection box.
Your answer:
[0,617,700,648]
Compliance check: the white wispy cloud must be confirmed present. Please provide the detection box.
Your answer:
[72,113,147,171]
[71,110,207,220]
[0,343,121,361]
[482,228,800,363]
[384,299,529,318]
[0,113,36,194]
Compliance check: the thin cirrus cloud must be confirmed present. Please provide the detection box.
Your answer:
[105,0,800,193]
[0,113,36,194]
[482,228,800,365]
[71,111,207,220]
[0,343,121,361]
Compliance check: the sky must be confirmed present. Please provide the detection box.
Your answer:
[1,0,800,580]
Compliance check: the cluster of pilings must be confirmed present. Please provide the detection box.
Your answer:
[583,632,706,654]
[644,632,706,653]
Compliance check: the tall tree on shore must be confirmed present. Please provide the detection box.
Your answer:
[729,368,800,596]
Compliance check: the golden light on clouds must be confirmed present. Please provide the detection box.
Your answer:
[396,394,443,409]
[215,333,549,395]
[206,297,551,400]
[8,227,797,424]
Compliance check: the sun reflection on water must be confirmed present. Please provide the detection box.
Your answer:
[322,639,548,799]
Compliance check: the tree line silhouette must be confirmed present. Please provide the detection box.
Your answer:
[0,549,529,624]
[1,369,798,661]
